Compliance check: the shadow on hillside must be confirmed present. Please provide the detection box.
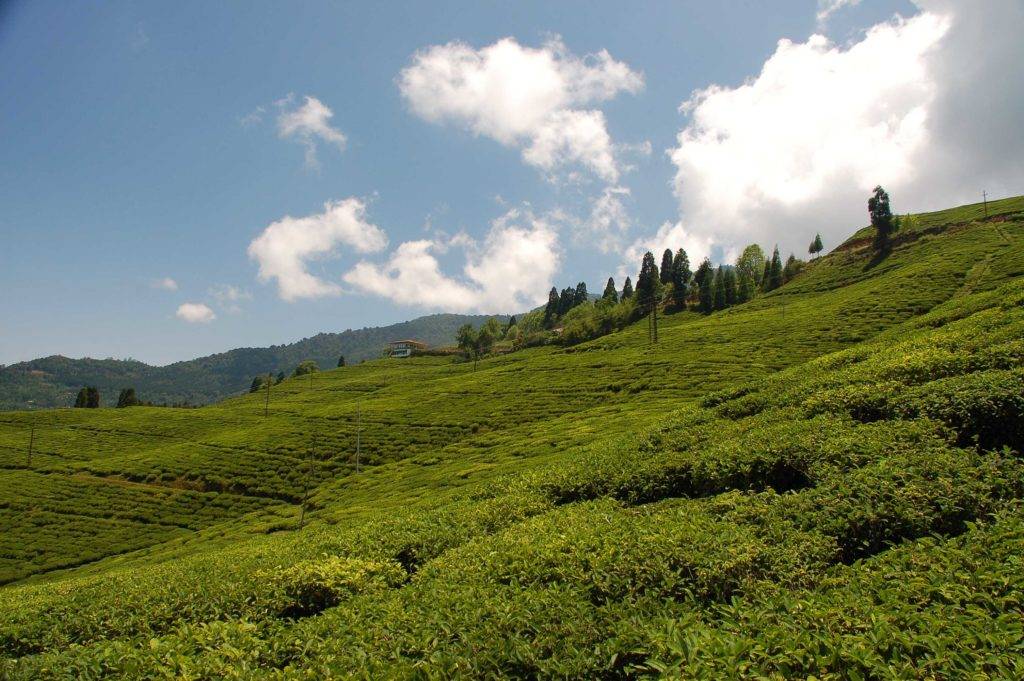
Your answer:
[862,245,892,271]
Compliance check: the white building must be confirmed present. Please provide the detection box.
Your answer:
[387,339,427,358]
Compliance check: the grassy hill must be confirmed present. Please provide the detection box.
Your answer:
[0,313,507,410]
[1,196,1023,678]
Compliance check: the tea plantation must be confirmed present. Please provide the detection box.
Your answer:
[1,196,1023,678]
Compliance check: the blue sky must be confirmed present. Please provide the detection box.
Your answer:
[2,0,1021,365]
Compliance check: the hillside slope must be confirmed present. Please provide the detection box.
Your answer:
[0,313,506,410]
[1,196,1023,678]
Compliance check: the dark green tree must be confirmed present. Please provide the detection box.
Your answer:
[74,387,89,407]
[670,248,691,309]
[558,287,575,315]
[783,253,804,282]
[456,324,480,368]
[86,386,100,408]
[693,257,713,290]
[602,277,618,303]
[738,271,755,303]
[660,248,674,284]
[698,268,714,314]
[116,388,139,408]
[275,371,285,384]
[761,259,772,290]
[456,324,477,357]
[543,287,560,327]
[573,281,589,307]
[723,267,738,306]
[809,233,823,258]
[635,251,660,307]
[712,266,727,311]
[293,360,319,377]
[621,276,634,299]
[337,355,346,368]
[478,318,501,355]
[767,246,783,291]
[869,185,894,251]
[506,315,517,334]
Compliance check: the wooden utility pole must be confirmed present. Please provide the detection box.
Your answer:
[27,422,35,467]
[264,373,271,418]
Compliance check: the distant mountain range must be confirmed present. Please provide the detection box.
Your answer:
[0,313,506,410]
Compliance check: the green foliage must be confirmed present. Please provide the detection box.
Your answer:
[766,246,783,291]
[783,252,804,282]
[660,248,674,284]
[0,313,505,410]
[292,360,319,377]
[635,251,660,306]
[601,277,618,304]
[670,249,691,309]
[870,185,895,250]
[809,232,824,256]
[712,266,726,311]
[620,276,633,300]
[1,199,1024,678]
[263,556,405,617]
[735,243,766,287]
[115,388,139,408]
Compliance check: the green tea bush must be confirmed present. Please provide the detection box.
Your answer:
[264,556,405,618]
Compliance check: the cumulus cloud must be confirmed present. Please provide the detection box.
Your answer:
[649,0,1024,269]
[620,221,714,282]
[399,36,643,182]
[209,284,252,313]
[176,303,215,324]
[579,186,633,254]
[248,198,388,302]
[276,95,347,169]
[344,208,560,313]
[152,277,178,291]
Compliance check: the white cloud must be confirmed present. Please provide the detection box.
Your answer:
[620,221,713,282]
[344,208,560,313]
[209,284,252,313]
[398,36,643,182]
[248,198,388,302]
[276,95,347,169]
[579,185,633,254]
[152,277,178,291]
[653,0,1024,269]
[176,303,216,324]
[816,0,861,25]
[240,105,265,127]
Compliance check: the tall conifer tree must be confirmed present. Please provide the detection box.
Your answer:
[767,246,783,291]
[670,248,691,309]
[602,277,618,303]
[660,248,674,284]
[713,266,726,311]
[723,267,737,306]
